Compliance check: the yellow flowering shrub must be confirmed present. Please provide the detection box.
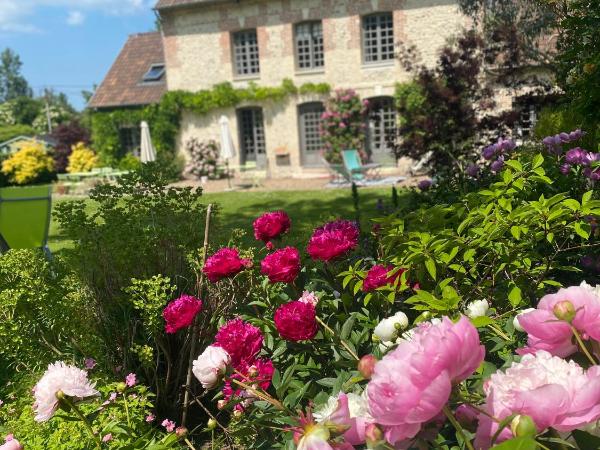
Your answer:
[67,142,99,173]
[1,142,55,185]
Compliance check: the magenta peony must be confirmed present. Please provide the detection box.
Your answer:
[367,316,484,445]
[203,248,251,283]
[192,345,231,389]
[474,351,600,448]
[307,220,360,262]
[274,300,318,342]
[253,211,291,244]
[517,283,600,358]
[214,318,263,368]
[33,361,99,422]
[260,246,301,284]
[222,358,274,401]
[363,265,406,292]
[162,294,203,334]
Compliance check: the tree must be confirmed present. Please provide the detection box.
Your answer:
[50,120,91,173]
[0,48,32,102]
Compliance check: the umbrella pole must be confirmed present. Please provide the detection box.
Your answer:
[226,159,232,190]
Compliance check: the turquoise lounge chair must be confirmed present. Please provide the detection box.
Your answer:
[342,149,381,182]
[0,185,52,254]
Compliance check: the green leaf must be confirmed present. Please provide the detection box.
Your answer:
[582,190,593,205]
[510,226,521,240]
[508,286,522,307]
[340,315,356,340]
[425,258,437,281]
[471,316,495,327]
[562,199,580,211]
[572,429,600,448]
[531,153,544,169]
[490,436,538,450]
[574,222,591,239]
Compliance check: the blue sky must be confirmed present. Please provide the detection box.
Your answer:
[0,0,157,110]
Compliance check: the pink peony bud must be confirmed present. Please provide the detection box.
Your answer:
[175,427,188,438]
[217,399,227,410]
[365,423,384,446]
[511,415,537,438]
[358,354,378,379]
[553,300,576,322]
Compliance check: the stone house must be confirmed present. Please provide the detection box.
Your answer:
[91,0,472,176]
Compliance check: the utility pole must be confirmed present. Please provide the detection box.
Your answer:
[44,89,52,134]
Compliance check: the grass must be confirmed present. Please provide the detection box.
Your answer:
[48,186,410,252]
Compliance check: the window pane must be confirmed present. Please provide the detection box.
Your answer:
[362,13,394,63]
[233,30,260,75]
[368,97,397,152]
[142,64,165,82]
[239,108,266,160]
[299,103,325,154]
[295,21,324,70]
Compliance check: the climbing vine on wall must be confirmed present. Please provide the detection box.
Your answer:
[90,79,331,167]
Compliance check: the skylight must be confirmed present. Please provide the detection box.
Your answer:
[142,64,165,83]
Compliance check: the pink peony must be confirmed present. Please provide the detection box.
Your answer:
[162,419,176,433]
[315,392,372,446]
[192,345,231,389]
[125,373,137,387]
[367,316,484,445]
[203,248,251,283]
[260,247,301,284]
[146,413,155,422]
[299,291,319,307]
[0,436,23,450]
[253,211,291,244]
[307,220,360,262]
[162,294,203,334]
[102,434,113,442]
[274,301,318,342]
[362,265,406,292]
[222,358,274,401]
[475,351,600,448]
[214,318,263,368]
[33,361,99,422]
[517,283,600,358]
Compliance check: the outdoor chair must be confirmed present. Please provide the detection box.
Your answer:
[342,149,381,182]
[0,185,52,255]
[321,157,351,184]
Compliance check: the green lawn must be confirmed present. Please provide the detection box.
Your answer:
[49,186,407,252]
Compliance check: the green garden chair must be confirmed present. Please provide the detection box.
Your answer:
[342,149,381,182]
[0,185,52,254]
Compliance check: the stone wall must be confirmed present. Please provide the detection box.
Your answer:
[160,0,471,176]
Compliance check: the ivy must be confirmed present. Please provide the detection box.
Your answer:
[90,79,331,167]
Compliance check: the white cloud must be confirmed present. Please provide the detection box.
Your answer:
[0,0,153,34]
[66,10,85,26]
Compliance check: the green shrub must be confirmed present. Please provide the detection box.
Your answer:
[0,124,34,142]
[0,250,100,383]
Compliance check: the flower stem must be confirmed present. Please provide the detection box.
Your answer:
[442,405,475,450]
[316,316,360,361]
[61,396,102,450]
[123,393,131,427]
[571,325,598,365]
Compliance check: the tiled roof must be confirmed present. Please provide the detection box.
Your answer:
[88,32,166,109]
[155,0,227,10]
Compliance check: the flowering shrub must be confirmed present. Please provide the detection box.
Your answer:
[0,142,54,185]
[183,138,220,179]
[66,142,99,173]
[320,89,369,163]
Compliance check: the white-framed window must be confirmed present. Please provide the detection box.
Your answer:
[362,13,395,64]
[232,30,260,76]
[295,21,324,70]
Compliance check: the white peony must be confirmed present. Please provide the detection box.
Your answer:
[313,395,338,423]
[466,300,489,318]
[373,311,409,342]
[580,281,600,299]
[33,361,99,422]
[512,308,535,332]
[192,345,230,389]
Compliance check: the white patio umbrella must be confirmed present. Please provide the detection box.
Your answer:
[140,121,156,163]
[219,115,236,189]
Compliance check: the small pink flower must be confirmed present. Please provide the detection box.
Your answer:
[203,248,251,282]
[102,434,113,442]
[125,373,137,387]
[299,291,319,307]
[214,318,263,368]
[260,247,301,284]
[162,294,203,334]
[274,301,317,342]
[84,358,96,370]
[109,392,117,402]
[307,220,360,262]
[146,413,156,422]
[192,345,231,389]
[253,211,291,245]
[0,435,23,450]
[162,419,176,433]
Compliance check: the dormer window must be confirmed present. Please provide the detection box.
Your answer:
[142,64,165,83]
